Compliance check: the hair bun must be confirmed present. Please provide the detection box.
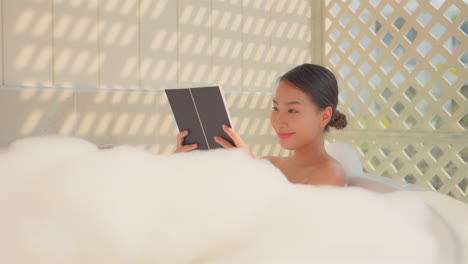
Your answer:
[330,110,347,130]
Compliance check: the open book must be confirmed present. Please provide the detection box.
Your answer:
[165,86,235,150]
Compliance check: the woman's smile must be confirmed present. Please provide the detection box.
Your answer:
[278,132,296,139]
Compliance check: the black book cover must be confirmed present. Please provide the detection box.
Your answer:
[165,86,235,150]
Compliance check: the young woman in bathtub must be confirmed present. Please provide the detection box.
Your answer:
[176,64,348,187]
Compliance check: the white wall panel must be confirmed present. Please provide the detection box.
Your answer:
[54,0,99,88]
[140,0,177,90]
[178,0,212,87]
[99,0,139,89]
[4,0,53,86]
[75,90,111,147]
[0,88,75,145]
[212,0,243,92]
[242,0,272,92]
[270,0,311,89]
[0,0,3,85]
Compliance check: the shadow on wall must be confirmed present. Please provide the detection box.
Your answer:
[0,0,311,157]
[2,0,311,91]
[0,87,291,157]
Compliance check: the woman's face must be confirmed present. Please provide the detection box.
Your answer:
[270,81,329,150]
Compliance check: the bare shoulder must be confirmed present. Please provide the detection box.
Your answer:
[309,157,347,187]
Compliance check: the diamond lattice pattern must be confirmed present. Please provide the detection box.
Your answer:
[324,0,467,202]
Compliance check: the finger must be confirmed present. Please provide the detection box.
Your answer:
[183,143,198,151]
[176,130,189,146]
[188,143,198,150]
[176,143,198,153]
[222,125,245,147]
[177,130,189,139]
[214,136,235,149]
[222,125,240,142]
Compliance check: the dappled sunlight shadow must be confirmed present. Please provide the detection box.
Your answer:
[1,0,311,159]
[178,1,212,87]
[5,0,53,87]
[0,87,289,157]
[0,87,75,146]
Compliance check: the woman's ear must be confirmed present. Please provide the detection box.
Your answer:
[321,106,333,128]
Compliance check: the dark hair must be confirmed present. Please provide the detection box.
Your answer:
[280,63,347,132]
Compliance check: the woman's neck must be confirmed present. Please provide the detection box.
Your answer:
[290,139,327,168]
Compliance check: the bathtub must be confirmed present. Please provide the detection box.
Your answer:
[347,173,468,264]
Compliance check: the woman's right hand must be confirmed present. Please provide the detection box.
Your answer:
[175,130,198,153]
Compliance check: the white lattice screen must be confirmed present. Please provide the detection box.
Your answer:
[323,0,467,202]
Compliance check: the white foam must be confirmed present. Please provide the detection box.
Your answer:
[0,136,439,264]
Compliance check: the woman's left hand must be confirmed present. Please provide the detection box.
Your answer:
[214,125,254,158]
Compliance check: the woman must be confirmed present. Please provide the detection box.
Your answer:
[176,64,348,187]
